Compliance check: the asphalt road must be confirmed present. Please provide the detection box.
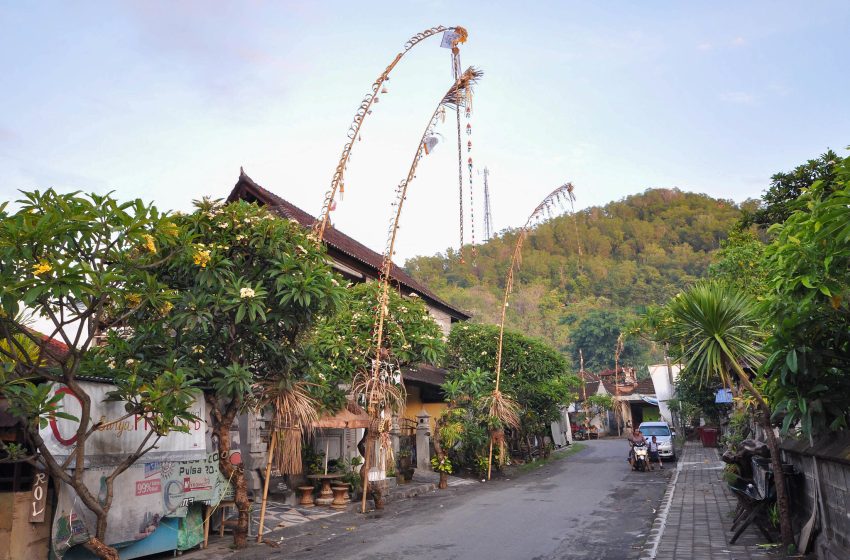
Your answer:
[250,439,672,560]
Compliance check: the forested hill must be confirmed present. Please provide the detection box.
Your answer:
[405,188,743,359]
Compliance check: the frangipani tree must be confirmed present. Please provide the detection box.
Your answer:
[0,190,198,560]
[144,199,344,548]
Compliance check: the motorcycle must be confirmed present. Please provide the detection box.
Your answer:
[632,442,649,472]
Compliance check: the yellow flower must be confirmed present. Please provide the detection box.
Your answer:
[126,293,142,307]
[193,249,211,268]
[32,260,52,276]
[161,222,179,236]
[143,234,157,254]
[159,301,173,315]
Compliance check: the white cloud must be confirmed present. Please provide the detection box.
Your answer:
[719,91,756,104]
[731,37,746,47]
[697,42,713,51]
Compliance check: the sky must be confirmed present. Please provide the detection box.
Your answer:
[1,1,848,262]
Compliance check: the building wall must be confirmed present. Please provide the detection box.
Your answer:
[648,364,680,425]
[782,437,850,560]
[425,305,452,337]
[0,491,52,560]
[404,384,447,432]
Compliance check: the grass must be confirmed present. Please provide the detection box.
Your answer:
[516,442,587,474]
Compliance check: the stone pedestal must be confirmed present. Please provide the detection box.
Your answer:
[416,410,431,471]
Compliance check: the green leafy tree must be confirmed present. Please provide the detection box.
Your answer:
[708,229,771,297]
[657,281,793,546]
[143,199,344,548]
[307,280,445,496]
[568,309,647,372]
[309,281,445,391]
[0,190,197,560]
[437,368,495,475]
[760,152,850,437]
[446,323,578,457]
[741,149,842,228]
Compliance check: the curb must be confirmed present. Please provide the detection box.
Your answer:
[640,457,684,560]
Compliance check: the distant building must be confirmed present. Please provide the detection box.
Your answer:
[573,367,661,434]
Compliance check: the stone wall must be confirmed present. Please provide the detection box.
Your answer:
[781,434,850,560]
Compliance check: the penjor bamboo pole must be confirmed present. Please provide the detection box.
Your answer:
[256,430,277,543]
[360,68,481,513]
[314,26,468,243]
[487,183,576,480]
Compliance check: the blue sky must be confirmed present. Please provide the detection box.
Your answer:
[1,1,848,261]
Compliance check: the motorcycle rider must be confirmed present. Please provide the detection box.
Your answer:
[627,428,646,468]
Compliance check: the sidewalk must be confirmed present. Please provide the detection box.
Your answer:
[187,472,474,560]
[644,441,772,560]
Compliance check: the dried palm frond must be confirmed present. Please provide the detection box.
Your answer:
[257,377,319,475]
[484,390,520,430]
[350,368,406,417]
[440,67,483,110]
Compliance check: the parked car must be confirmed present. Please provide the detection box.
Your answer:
[638,421,676,461]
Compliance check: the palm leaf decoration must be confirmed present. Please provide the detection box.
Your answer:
[257,377,319,475]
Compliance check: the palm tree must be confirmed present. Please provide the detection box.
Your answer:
[663,281,793,546]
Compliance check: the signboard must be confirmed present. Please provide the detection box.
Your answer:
[51,452,236,558]
[38,381,206,467]
[30,471,48,522]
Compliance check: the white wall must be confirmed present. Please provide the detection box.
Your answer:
[426,305,452,336]
[648,363,680,425]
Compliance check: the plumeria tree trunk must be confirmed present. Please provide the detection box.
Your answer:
[209,398,250,548]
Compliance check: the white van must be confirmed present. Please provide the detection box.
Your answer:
[638,421,676,461]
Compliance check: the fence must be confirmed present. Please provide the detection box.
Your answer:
[781,433,850,560]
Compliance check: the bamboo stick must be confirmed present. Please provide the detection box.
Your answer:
[256,430,277,543]
[486,184,576,479]
[360,68,481,511]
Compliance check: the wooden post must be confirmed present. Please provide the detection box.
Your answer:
[256,430,277,543]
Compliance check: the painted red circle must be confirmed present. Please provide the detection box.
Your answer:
[49,387,82,446]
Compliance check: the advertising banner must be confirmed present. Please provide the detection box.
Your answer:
[52,452,236,558]
[38,381,206,467]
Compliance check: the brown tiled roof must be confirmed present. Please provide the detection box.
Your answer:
[599,376,656,397]
[581,371,600,382]
[37,333,70,364]
[401,363,447,387]
[577,381,600,401]
[227,171,470,321]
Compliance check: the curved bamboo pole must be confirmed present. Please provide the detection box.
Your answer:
[357,67,482,513]
[313,26,468,243]
[486,183,576,480]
